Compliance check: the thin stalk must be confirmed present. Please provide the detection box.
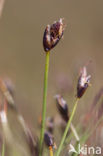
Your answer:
[49,146,54,156]
[61,122,80,151]
[39,51,50,156]
[70,123,80,141]
[64,124,80,146]
[61,125,80,152]
[56,98,79,156]
[1,141,5,156]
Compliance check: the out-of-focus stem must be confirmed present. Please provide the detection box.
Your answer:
[1,140,5,156]
[49,146,53,156]
[70,123,80,141]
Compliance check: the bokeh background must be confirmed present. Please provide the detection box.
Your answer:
[0,0,103,130]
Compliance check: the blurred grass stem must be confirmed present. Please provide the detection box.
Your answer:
[39,51,50,156]
[1,140,5,156]
[70,123,80,141]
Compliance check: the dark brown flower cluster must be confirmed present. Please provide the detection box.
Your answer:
[43,18,65,52]
[55,94,69,122]
[44,131,56,148]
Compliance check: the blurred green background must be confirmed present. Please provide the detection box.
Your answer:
[0,0,103,129]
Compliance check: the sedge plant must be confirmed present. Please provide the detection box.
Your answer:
[56,66,91,156]
[55,94,80,142]
[39,18,65,156]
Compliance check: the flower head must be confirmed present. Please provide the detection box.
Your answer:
[44,131,56,149]
[46,117,54,134]
[43,18,65,52]
[77,66,91,98]
[55,94,69,122]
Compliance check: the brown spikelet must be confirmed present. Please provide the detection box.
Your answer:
[77,66,91,98]
[55,94,69,122]
[43,18,65,52]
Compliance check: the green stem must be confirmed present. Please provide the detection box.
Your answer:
[1,141,5,156]
[56,98,79,156]
[39,51,50,156]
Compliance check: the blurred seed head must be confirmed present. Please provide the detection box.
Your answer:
[0,110,7,123]
[4,78,15,97]
[46,117,54,134]
[77,66,91,98]
[44,131,56,149]
[0,0,5,18]
[0,78,15,107]
[55,94,69,122]
[18,115,39,156]
[43,18,65,52]
[38,115,54,134]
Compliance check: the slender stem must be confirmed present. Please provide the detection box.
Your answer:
[39,51,50,156]
[70,123,80,141]
[61,125,80,152]
[1,141,5,156]
[56,98,79,156]
[49,146,54,156]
